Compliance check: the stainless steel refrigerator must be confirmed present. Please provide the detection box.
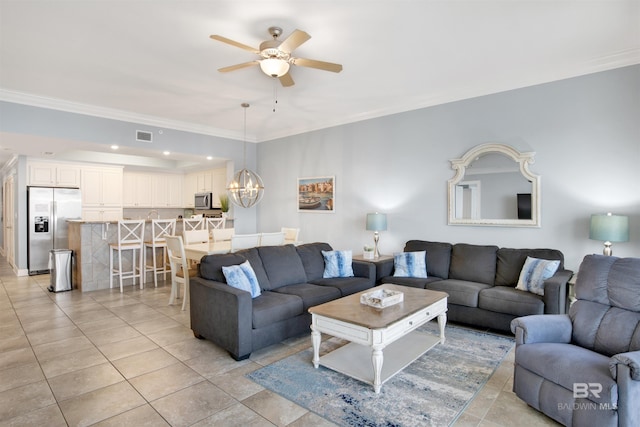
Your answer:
[28,187,82,275]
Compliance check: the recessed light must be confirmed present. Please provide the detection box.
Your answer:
[111,145,119,150]
[42,151,55,156]
[163,151,170,156]
[206,156,213,160]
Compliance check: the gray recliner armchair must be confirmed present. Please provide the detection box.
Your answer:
[511,254,640,427]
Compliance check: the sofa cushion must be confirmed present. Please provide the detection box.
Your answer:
[296,242,333,281]
[322,250,354,278]
[516,343,617,406]
[257,245,307,290]
[479,286,544,317]
[515,257,560,296]
[199,252,248,283]
[404,240,452,279]
[393,251,427,278]
[311,277,373,296]
[449,244,498,285]
[251,291,304,329]
[222,260,261,298]
[380,276,442,289]
[426,279,491,307]
[273,283,341,310]
[496,248,565,287]
[234,248,271,290]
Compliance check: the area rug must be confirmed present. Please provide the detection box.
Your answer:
[247,322,514,426]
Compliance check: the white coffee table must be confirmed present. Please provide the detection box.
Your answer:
[309,283,448,393]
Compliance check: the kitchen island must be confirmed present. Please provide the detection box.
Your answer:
[67,218,232,292]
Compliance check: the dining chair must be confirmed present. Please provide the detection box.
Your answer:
[143,219,176,288]
[109,220,145,293]
[230,233,261,252]
[206,217,226,231]
[259,231,286,246]
[165,235,197,311]
[182,217,205,231]
[281,227,300,245]
[183,229,209,245]
[212,227,235,242]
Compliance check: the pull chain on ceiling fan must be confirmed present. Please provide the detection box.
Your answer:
[210,26,343,87]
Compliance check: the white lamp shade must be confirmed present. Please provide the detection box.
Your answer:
[589,213,629,242]
[259,58,290,77]
[366,213,387,231]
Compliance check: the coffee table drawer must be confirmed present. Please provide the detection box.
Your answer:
[382,298,447,344]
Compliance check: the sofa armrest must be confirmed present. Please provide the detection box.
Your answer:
[611,351,640,381]
[543,269,573,314]
[510,314,572,345]
[189,276,253,360]
[352,260,375,283]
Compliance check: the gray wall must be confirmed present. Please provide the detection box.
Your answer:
[256,65,640,271]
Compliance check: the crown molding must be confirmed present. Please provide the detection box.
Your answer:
[0,89,249,142]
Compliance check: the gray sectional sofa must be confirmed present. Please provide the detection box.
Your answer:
[379,240,573,332]
[189,242,375,360]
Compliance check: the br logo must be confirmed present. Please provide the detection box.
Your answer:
[573,383,602,399]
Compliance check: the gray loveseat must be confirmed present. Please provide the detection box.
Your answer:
[379,240,573,331]
[511,255,640,426]
[189,242,376,360]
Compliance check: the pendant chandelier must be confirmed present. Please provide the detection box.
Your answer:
[226,103,265,208]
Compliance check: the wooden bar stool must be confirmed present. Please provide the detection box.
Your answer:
[109,220,145,293]
[144,219,176,288]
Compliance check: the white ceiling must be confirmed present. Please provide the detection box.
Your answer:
[1,1,639,169]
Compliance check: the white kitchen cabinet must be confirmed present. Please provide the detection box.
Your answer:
[123,172,153,207]
[153,174,183,207]
[196,171,213,193]
[183,173,197,208]
[211,168,227,207]
[81,167,123,207]
[29,162,81,187]
[82,208,122,221]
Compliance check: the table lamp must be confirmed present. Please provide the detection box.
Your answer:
[366,213,387,258]
[589,213,629,256]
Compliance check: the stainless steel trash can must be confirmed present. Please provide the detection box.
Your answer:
[48,249,73,292]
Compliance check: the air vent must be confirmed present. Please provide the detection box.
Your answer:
[136,130,153,142]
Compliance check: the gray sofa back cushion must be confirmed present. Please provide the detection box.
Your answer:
[198,248,271,290]
[257,244,308,290]
[569,255,640,356]
[296,242,333,281]
[495,248,565,287]
[449,243,498,285]
[404,240,452,279]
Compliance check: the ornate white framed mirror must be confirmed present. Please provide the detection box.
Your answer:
[448,143,541,227]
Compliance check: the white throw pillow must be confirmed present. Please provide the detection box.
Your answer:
[516,256,560,296]
[393,251,427,278]
[321,250,354,278]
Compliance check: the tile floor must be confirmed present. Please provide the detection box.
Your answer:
[0,257,560,426]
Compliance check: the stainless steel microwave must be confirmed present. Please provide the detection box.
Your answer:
[194,192,212,210]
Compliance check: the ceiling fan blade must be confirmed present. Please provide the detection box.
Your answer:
[279,73,295,87]
[292,57,343,73]
[218,61,259,73]
[210,35,259,53]
[278,29,311,53]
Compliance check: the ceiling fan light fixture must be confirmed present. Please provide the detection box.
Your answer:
[260,58,290,77]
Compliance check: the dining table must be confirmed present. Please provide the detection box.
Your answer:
[183,240,232,262]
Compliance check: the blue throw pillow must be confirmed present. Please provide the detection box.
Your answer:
[516,256,560,296]
[322,250,354,278]
[393,251,427,278]
[222,260,262,298]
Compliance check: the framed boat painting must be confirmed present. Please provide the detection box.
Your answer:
[298,176,335,213]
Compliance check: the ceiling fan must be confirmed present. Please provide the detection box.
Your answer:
[210,26,343,87]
